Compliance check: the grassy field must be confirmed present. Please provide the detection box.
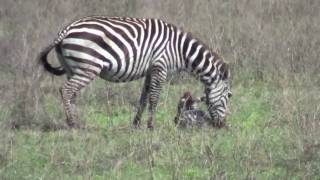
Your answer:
[1,0,320,179]
[1,78,319,179]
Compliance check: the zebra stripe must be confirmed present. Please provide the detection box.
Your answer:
[39,16,232,128]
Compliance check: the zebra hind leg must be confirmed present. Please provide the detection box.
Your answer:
[133,75,151,128]
[147,65,167,129]
[60,73,95,128]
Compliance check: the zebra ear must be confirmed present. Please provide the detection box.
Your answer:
[220,63,230,80]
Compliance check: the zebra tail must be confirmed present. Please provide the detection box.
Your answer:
[38,42,66,76]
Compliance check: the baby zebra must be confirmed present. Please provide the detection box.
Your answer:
[174,92,208,128]
[174,92,227,128]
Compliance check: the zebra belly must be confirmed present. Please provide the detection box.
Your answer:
[99,66,148,82]
[99,51,153,82]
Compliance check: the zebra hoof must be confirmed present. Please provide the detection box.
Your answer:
[133,122,141,129]
[66,120,83,129]
[147,122,154,129]
[133,119,141,129]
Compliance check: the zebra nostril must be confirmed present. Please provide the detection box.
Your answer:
[228,92,232,98]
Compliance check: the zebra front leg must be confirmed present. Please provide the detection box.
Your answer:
[133,75,151,128]
[60,73,94,128]
[147,65,167,129]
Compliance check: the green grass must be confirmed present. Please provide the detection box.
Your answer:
[1,80,319,180]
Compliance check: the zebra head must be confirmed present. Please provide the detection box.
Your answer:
[204,62,232,127]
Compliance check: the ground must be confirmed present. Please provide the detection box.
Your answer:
[1,78,319,179]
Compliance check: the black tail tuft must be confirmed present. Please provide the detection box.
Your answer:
[38,43,66,76]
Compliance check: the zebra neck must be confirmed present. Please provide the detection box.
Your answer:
[182,35,220,82]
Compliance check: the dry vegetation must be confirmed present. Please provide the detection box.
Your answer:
[0,0,319,179]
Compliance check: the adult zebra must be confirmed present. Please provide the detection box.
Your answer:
[38,16,232,129]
